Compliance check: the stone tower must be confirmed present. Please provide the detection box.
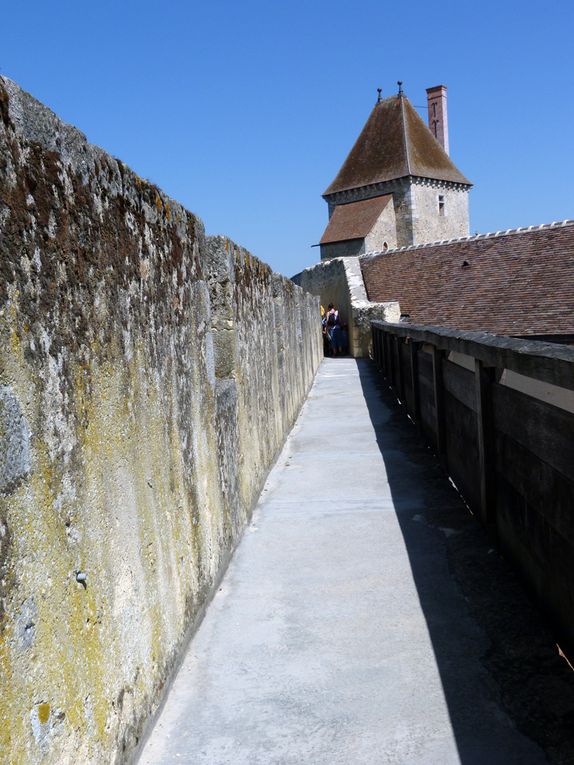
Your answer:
[319,84,472,260]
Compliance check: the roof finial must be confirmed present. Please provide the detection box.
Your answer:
[397,81,404,96]
[377,88,382,104]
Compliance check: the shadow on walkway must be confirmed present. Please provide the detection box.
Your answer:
[357,358,574,765]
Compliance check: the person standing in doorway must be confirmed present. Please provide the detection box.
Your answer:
[325,304,339,356]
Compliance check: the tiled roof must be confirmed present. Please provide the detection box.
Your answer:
[323,94,471,197]
[320,195,392,245]
[360,221,574,337]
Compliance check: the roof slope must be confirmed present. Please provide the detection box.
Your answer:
[360,222,574,337]
[324,95,471,196]
[320,195,392,244]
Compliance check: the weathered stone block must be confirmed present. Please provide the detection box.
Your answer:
[0,386,31,494]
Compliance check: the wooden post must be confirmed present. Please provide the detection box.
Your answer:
[379,329,385,373]
[409,341,420,422]
[386,332,393,385]
[430,345,446,457]
[475,359,496,528]
[394,336,404,402]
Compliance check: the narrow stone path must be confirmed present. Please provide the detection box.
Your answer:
[139,358,547,765]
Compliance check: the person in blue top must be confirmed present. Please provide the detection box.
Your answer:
[324,304,340,356]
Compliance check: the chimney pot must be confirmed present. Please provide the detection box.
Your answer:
[426,85,449,155]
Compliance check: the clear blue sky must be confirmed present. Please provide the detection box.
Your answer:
[3,0,573,275]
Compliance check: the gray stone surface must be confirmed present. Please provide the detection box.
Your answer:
[293,258,399,356]
[138,359,546,765]
[411,182,469,244]
[0,385,31,494]
[0,75,322,764]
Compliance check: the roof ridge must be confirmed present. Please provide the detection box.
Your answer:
[399,95,412,176]
[361,219,574,259]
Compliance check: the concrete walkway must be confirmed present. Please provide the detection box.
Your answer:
[139,359,547,765]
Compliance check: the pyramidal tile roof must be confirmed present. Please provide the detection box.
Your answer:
[323,94,471,196]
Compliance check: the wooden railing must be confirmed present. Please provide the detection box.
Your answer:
[372,321,574,656]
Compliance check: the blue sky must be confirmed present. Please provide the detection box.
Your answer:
[3,0,573,275]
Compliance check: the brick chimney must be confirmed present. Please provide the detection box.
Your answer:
[426,85,449,155]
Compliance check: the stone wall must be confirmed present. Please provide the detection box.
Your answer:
[205,236,321,525]
[292,257,399,357]
[411,182,469,243]
[323,177,470,250]
[0,76,322,764]
[364,198,397,252]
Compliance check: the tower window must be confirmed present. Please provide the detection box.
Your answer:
[438,194,445,216]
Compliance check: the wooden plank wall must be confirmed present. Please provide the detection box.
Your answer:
[417,349,435,444]
[442,360,480,512]
[372,323,574,655]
